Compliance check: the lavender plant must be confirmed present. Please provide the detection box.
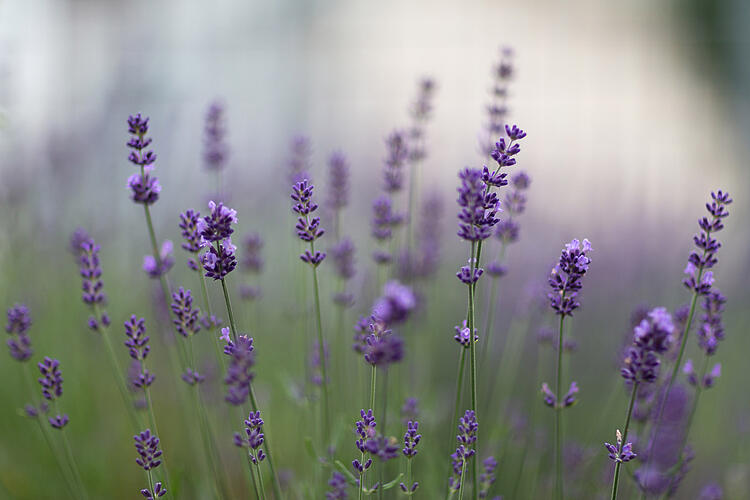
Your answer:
[134,429,167,499]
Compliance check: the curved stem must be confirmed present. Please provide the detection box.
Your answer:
[610,382,639,500]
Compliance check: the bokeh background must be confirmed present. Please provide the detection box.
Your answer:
[1,0,749,498]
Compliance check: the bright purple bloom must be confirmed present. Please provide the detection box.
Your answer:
[233,410,266,464]
[126,113,161,205]
[547,238,593,316]
[79,238,107,306]
[200,201,238,242]
[127,171,161,205]
[372,281,416,325]
[224,335,255,405]
[171,287,201,338]
[142,240,174,278]
[383,131,409,193]
[457,168,500,242]
[621,308,674,384]
[683,191,732,294]
[38,357,69,429]
[448,410,478,492]
[326,471,349,499]
[124,316,155,389]
[456,259,484,285]
[352,409,376,475]
[402,420,421,458]
[6,304,33,361]
[141,482,167,499]
[201,239,237,280]
[49,414,70,430]
[292,180,326,266]
[134,429,163,471]
[326,151,350,212]
[203,101,229,172]
[605,430,636,463]
[179,210,203,271]
[454,320,478,348]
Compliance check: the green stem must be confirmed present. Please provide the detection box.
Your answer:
[554,312,566,500]
[144,380,173,498]
[53,401,88,500]
[310,256,331,449]
[248,386,283,500]
[379,368,389,500]
[220,277,238,343]
[198,270,227,372]
[406,458,413,497]
[467,243,479,500]
[147,470,156,499]
[254,457,267,500]
[457,454,468,500]
[370,364,378,414]
[611,382,639,500]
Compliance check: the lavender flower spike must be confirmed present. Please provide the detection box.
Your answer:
[547,238,593,317]
[203,101,229,172]
[233,410,266,465]
[605,430,636,463]
[38,357,69,429]
[124,315,155,389]
[456,168,500,243]
[178,210,203,271]
[399,420,421,494]
[143,240,174,278]
[126,113,161,205]
[6,303,33,361]
[79,237,110,330]
[448,410,478,494]
[292,180,326,266]
[224,335,255,406]
[134,428,164,471]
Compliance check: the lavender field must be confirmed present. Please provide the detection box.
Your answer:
[1,1,749,499]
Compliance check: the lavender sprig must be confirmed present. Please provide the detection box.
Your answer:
[327,151,350,239]
[448,410,478,499]
[234,410,268,498]
[399,420,421,495]
[134,429,167,499]
[5,303,33,362]
[353,409,377,498]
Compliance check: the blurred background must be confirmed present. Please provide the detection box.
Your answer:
[1,0,749,498]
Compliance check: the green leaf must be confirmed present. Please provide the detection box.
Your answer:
[334,460,358,485]
[381,473,404,490]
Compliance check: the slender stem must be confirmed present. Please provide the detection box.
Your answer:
[247,453,262,500]
[449,349,467,462]
[478,243,506,371]
[53,401,88,500]
[144,382,173,499]
[147,470,156,499]
[379,368,389,500]
[370,365,378,415]
[554,312,566,500]
[406,458,413,497]
[220,277,238,343]
[310,257,331,449]
[611,382,639,500]
[457,455,468,500]
[198,270,227,372]
[467,242,479,500]
[248,386,282,500]
[254,459,267,500]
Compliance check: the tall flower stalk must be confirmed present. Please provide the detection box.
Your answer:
[203,101,229,197]
[543,238,592,500]
[291,179,331,448]
[234,410,269,500]
[642,190,731,489]
[134,429,167,500]
[608,308,675,499]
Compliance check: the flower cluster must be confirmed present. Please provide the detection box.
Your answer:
[478,456,498,499]
[456,167,499,242]
[134,428,163,471]
[383,131,409,193]
[407,77,436,163]
[371,281,416,326]
[200,201,238,242]
[696,289,726,356]
[203,101,229,171]
[179,210,203,271]
[142,240,174,278]
[79,237,110,330]
[292,180,326,266]
[6,303,33,362]
[482,124,526,189]
[605,429,636,463]
[682,191,732,294]
[448,410,478,492]
[541,381,579,409]
[38,357,69,429]
[547,238,593,316]
[402,420,421,458]
[170,287,202,338]
[353,409,376,475]
[492,170,531,252]
[326,151,350,213]
[124,315,155,389]
[361,320,404,367]
[454,320,478,348]
[224,334,255,405]
[480,47,514,156]
[126,114,161,205]
[201,239,237,280]
[329,238,356,307]
[233,410,266,464]
[621,307,674,383]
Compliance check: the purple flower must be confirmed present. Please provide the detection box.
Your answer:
[233,410,266,464]
[541,381,579,409]
[366,434,399,462]
[605,430,636,463]
[326,471,349,499]
[124,316,155,389]
[179,210,203,270]
[683,191,732,294]
[621,308,674,383]
[200,201,238,242]
[287,135,312,185]
[171,287,201,338]
[127,170,161,205]
[352,409,376,475]
[203,101,229,172]
[383,131,409,193]
[141,482,167,499]
[326,151,350,212]
[224,335,255,405]
[478,456,498,498]
[402,420,421,458]
[68,227,90,256]
[448,410,478,492]
[49,414,70,429]
[456,259,484,285]
[292,180,326,265]
[6,303,33,362]
[79,237,107,306]
[242,233,264,273]
[454,320,478,348]
[134,429,163,471]
[684,359,721,389]
[457,168,499,242]
[142,240,174,278]
[201,239,238,280]
[181,368,205,386]
[38,357,63,401]
[363,326,404,367]
[329,238,356,281]
[371,281,416,325]
[547,238,593,317]
[697,289,726,355]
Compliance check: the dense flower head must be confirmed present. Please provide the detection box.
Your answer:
[633,307,674,355]
[124,316,155,389]
[457,168,500,241]
[402,420,421,458]
[454,320,478,348]
[363,322,404,367]
[6,304,33,361]
[127,169,161,205]
[134,429,163,471]
[203,101,229,171]
[547,238,593,316]
[605,429,636,463]
[371,281,416,325]
[329,238,356,281]
[448,410,478,492]
[142,240,174,278]
[697,289,726,355]
[287,135,312,185]
[79,238,106,305]
[38,357,64,401]
[484,126,525,185]
[371,195,403,244]
[201,239,238,280]
[326,471,349,499]
[200,201,238,242]
[179,210,202,270]
[478,456,498,499]
[224,335,255,405]
[352,409,376,474]
[456,258,484,285]
[233,410,266,464]
[326,151,350,211]
[683,190,731,294]
[383,130,409,193]
[171,287,201,338]
[127,114,156,167]
[242,233,264,273]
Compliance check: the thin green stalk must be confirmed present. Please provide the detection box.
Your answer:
[378,368,389,500]
[147,470,156,499]
[144,380,173,499]
[310,253,331,449]
[220,277,238,342]
[457,455,468,500]
[198,270,227,372]
[478,243,506,371]
[53,401,88,499]
[254,457,268,500]
[448,349,467,459]
[610,382,639,500]
[467,241,479,500]
[248,386,283,500]
[554,312,565,500]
